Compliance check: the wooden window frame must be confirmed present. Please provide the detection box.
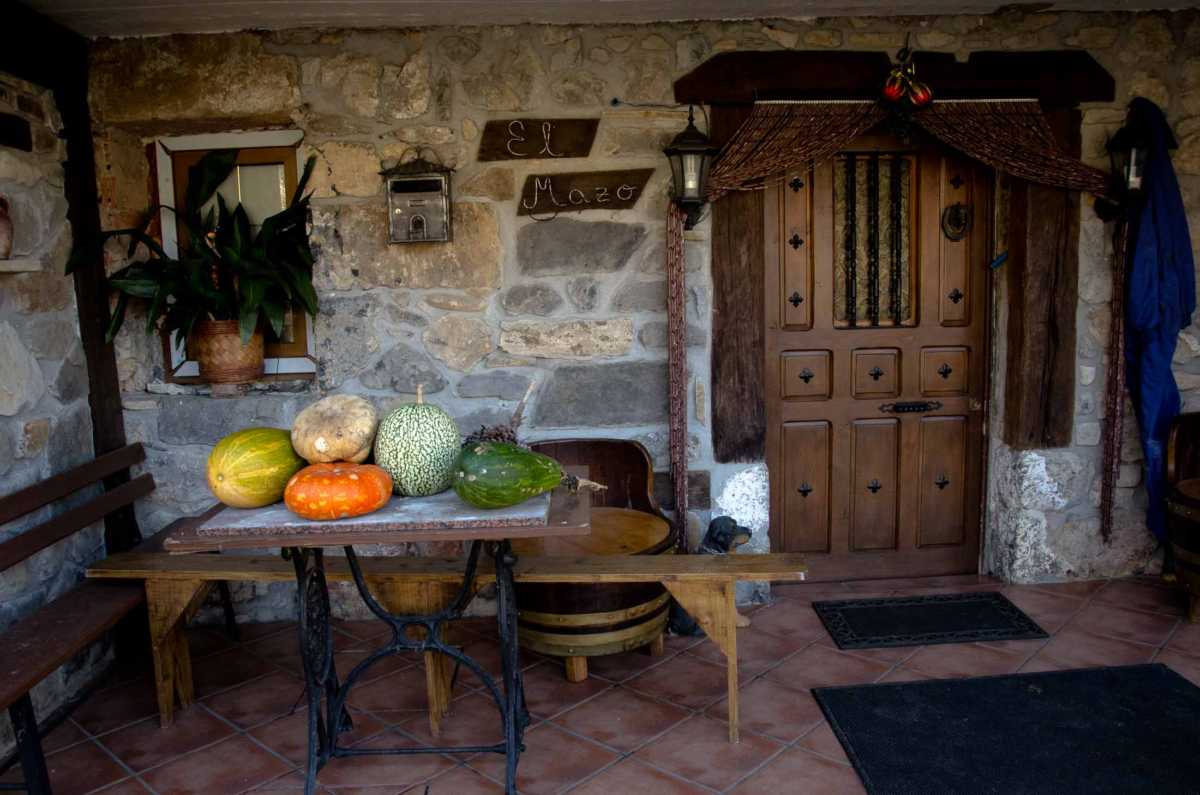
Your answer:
[154,131,315,383]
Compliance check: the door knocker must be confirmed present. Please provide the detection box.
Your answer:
[941,202,970,241]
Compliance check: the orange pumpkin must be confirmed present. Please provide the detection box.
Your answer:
[284,463,392,521]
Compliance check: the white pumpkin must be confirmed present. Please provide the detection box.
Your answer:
[291,394,378,464]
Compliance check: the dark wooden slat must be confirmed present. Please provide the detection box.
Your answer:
[0,474,155,573]
[1003,109,1081,449]
[0,581,144,712]
[0,2,140,553]
[88,550,809,584]
[0,444,145,527]
[710,104,767,463]
[674,50,1114,107]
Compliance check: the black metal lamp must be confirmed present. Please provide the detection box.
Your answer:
[663,105,719,230]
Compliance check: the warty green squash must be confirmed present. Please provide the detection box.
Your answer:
[373,385,461,496]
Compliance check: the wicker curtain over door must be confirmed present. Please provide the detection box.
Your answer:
[706,102,886,198]
[705,99,1109,197]
[917,100,1109,194]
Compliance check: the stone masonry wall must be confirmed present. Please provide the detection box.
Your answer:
[0,73,108,747]
[87,10,1200,622]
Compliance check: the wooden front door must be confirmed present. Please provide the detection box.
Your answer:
[765,134,990,580]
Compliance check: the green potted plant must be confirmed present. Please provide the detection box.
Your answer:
[69,149,320,384]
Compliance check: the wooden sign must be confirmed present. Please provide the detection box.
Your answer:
[478,118,599,161]
[517,169,654,216]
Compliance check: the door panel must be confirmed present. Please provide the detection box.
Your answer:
[920,347,969,396]
[782,421,832,553]
[781,170,813,330]
[852,348,900,399]
[781,351,832,400]
[765,136,989,580]
[938,155,974,327]
[850,419,899,551]
[917,415,968,546]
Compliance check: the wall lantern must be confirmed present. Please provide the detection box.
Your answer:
[381,155,453,244]
[663,105,719,230]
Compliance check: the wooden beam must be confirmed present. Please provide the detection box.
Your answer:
[674,50,1115,107]
[1003,109,1082,450]
[710,106,767,463]
[0,2,139,553]
[88,550,810,584]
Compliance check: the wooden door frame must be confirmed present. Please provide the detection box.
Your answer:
[762,139,996,581]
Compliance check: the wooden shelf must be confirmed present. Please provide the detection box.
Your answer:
[0,258,41,273]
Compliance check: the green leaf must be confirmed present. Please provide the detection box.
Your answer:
[104,292,129,343]
[185,149,238,215]
[262,298,287,339]
[108,277,159,298]
[291,155,317,206]
[238,304,259,343]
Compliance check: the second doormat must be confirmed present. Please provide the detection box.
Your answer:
[812,591,1047,650]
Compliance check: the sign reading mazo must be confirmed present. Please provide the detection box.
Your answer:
[517,169,654,216]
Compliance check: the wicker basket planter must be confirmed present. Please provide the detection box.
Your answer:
[191,319,264,384]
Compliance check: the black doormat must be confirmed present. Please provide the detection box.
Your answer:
[813,664,1200,795]
[812,591,1047,649]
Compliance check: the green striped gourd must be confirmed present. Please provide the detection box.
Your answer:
[373,385,461,496]
[454,441,566,509]
[206,427,305,508]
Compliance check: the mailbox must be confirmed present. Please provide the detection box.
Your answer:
[381,157,453,243]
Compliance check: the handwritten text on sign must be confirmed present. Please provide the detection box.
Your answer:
[477,118,599,161]
[517,169,655,217]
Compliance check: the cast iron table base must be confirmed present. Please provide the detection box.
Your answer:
[288,539,529,795]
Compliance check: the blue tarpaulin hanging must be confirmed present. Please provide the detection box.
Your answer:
[1122,97,1196,541]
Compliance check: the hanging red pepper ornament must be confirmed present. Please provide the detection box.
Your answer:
[882,40,933,108]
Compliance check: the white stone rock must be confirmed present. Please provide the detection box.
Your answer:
[0,322,45,416]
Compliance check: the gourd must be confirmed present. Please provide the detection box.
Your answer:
[283,463,392,520]
[454,441,604,509]
[291,394,378,464]
[207,427,305,508]
[373,384,461,496]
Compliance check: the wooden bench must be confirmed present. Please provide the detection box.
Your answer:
[89,550,808,742]
[0,444,236,793]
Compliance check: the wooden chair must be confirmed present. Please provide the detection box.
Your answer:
[520,439,676,683]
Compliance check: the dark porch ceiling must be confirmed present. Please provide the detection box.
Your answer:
[22,0,1199,38]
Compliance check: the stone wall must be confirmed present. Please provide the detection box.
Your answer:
[0,73,107,746]
[87,10,1200,620]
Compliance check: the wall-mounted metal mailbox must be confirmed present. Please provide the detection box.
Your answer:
[381,157,453,243]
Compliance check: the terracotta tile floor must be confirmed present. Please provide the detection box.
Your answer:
[7,575,1198,794]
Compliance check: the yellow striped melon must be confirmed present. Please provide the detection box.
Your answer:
[207,427,305,508]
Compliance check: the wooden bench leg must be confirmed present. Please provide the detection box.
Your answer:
[145,579,210,728]
[647,632,666,657]
[564,656,588,683]
[9,693,50,794]
[665,580,739,744]
[376,580,458,738]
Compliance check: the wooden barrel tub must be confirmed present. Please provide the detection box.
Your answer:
[512,507,675,680]
[1166,479,1200,623]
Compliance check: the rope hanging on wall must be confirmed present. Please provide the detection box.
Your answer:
[666,203,689,551]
